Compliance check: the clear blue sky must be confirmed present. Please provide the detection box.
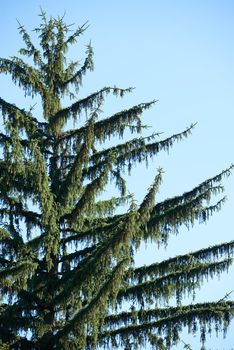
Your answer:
[1,1,234,348]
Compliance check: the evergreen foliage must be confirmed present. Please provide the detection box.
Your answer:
[0,13,233,350]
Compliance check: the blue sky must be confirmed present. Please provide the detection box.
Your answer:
[1,1,234,348]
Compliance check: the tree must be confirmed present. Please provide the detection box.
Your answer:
[0,12,233,350]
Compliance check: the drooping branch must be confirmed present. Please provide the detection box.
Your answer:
[58,245,97,266]
[130,240,234,283]
[97,301,234,348]
[103,300,234,330]
[0,97,47,137]
[0,57,46,98]
[146,190,226,244]
[151,165,234,218]
[50,86,134,130]
[84,124,196,180]
[0,207,41,228]
[116,259,232,307]
[59,187,226,249]
[56,101,155,146]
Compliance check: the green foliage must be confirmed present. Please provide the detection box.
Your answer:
[0,12,233,350]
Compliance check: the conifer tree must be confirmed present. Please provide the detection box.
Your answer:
[0,13,233,350]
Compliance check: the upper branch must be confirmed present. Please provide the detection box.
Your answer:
[50,86,134,129]
[56,101,154,148]
[0,57,46,98]
[17,21,44,67]
[61,43,94,93]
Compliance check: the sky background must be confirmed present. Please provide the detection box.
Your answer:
[0,1,234,349]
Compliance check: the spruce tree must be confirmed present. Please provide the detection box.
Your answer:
[0,13,233,350]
